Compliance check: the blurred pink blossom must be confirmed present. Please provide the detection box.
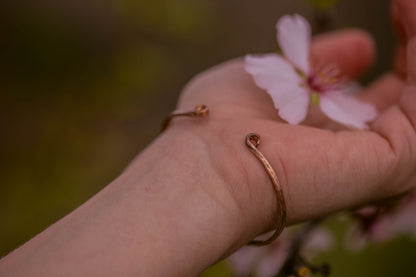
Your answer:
[228,227,333,277]
[245,14,377,129]
[347,189,416,249]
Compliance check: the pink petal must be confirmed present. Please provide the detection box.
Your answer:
[277,14,311,74]
[255,245,290,277]
[269,84,309,124]
[245,54,301,90]
[344,224,370,252]
[319,92,378,129]
[370,190,416,241]
[245,54,309,124]
[302,228,334,259]
[255,231,292,277]
[228,246,267,277]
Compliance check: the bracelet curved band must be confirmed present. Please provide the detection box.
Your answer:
[245,133,287,246]
[162,105,287,246]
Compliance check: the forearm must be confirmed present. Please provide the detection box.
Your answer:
[0,125,258,277]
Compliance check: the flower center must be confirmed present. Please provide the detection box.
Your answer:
[306,65,344,94]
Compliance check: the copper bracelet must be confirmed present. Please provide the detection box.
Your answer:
[245,133,287,246]
[162,105,209,131]
[162,105,287,246]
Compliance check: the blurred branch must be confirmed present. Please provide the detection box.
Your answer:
[276,219,330,277]
[303,0,339,33]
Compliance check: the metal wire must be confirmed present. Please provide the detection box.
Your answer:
[162,105,209,131]
[162,105,286,246]
[246,133,287,246]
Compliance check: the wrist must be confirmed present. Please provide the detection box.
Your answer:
[116,124,249,274]
[0,122,262,277]
[153,112,285,242]
[0,109,286,277]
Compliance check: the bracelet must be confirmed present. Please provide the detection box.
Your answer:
[245,133,287,246]
[162,105,209,131]
[162,105,287,246]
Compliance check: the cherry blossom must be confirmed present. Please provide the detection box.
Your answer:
[228,227,333,277]
[347,189,416,249]
[245,14,377,129]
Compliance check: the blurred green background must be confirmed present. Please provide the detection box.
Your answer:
[1,0,415,276]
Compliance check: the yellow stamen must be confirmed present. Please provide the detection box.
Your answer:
[297,266,312,277]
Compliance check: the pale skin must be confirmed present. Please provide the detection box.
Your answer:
[1,0,416,276]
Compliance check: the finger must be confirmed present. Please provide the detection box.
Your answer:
[395,0,416,83]
[407,32,416,84]
[392,1,407,77]
[392,1,406,43]
[364,0,416,201]
[394,45,407,78]
[359,73,404,111]
[395,0,416,131]
[366,78,416,212]
[395,0,416,37]
[310,29,375,79]
[361,0,416,203]
[370,0,416,157]
[369,86,416,184]
[393,0,411,78]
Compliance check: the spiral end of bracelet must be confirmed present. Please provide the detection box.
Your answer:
[194,105,209,117]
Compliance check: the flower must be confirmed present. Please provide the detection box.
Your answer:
[245,14,377,129]
[228,230,291,277]
[228,227,333,277]
[370,191,416,241]
[347,189,416,249]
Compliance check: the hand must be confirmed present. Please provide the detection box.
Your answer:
[170,25,415,235]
